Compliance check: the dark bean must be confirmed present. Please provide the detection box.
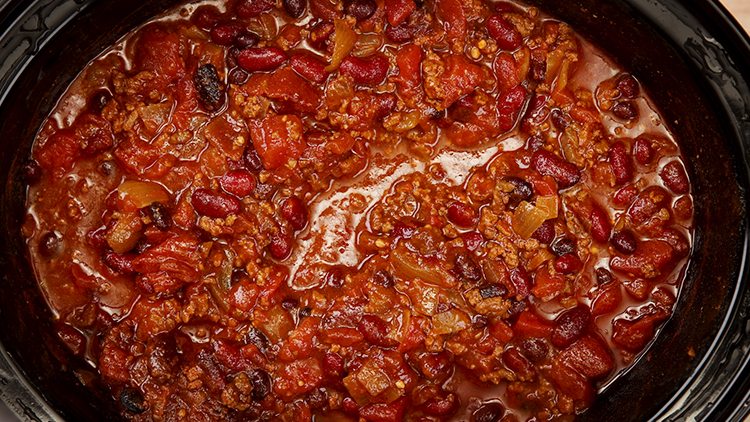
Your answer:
[529,57,546,82]
[527,135,545,151]
[243,146,263,171]
[235,33,260,49]
[531,150,580,188]
[281,197,308,231]
[455,253,482,282]
[532,220,555,244]
[250,369,271,401]
[551,306,591,349]
[358,315,392,347]
[486,14,522,50]
[323,352,345,378]
[98,160,117,177]
[447,201,478,227]
[39,232,61,258]
[551,238,576,256]
[472,314,489,329]
[550,109,570,130]
[193,7,220,30]
[385,22,419,43]
[283,0,307,18]
[392,222,416,239]
[194,64,225,111]
[612,101,638,120]
[299,307,312,319]
[246,327,269,352]
[479,283,508,299]
[473,402,505,422]
[521,339,548,362]
[237,0,273,18]
[23,160,42,185]
[147,202,172,231]
[616,74,640,99]
[596,267,614,284]
[89,90,112,114]
[342,397,360,415]
[120,387,147,414]
[227,67,249,85]
[373,269,394,288]
[307,388,327,409]
[103,251,136,274]
[660,160,690,194]
[308,22,335,51]
[326,267,344,288]
[612,230,637,254]
[505,299,526,323]
[509,267,531,299]
[231,269,248,284]
[211,23,245,45]
[281,298,298,311]
[345,0,377,21]
[192,188,241,218]
[503,176,533,206]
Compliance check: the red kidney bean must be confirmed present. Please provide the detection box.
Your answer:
[531,150,580,188]
[89,89,112,114]
[530,55,546,82]
[447,201,477,227]
[23,159,42,185]
[503,176,533,204]
[281,197,308,231]
[612,230,637,254]
[39,232,61,258]
[392,222,416,239]
[237,47,287,72]
[385,22,420,43]
[550,108,570,130]
[243,145,264,171]
[510,267,531,299]
[228,67,249,85]
[120,387,147,414]
[103,250,137,274]
[617,74,640,99]
[462,231,484,251]
[455,253,482,282]
[503,348,536,380]
[551,306,591,349]
[237,0,273,18]
[373,268,395,288]
[220,169,256,198]
[340,55,390,85]
[291,54,329,83]
[283,0,307,18]
[473,403,505,422]
[210,23,245,45]
[612,101,638,120]
[346,0,377,21]
[235,33,259,49]
[308,22,335,51]
[323,352,345,378]
[554,254,582,274]
[193,7,220,30]
[192,188,241,218]
[342,397,360,416]
[358,315,392,347]
[660,160,689,194]
[250,369,271,400]
[521,339,548,362]
[551,237,575,256]
[633,136,654,165]
[532,219,555,244]
[596,267,614,284]
[590,203,611,243]
[479,283,508,299]
[269,232,292,259]
[609,141,633,185]
[325,267,344,288]
[527,135,545,151]
[486,14,522,50]
[423,393,458,416]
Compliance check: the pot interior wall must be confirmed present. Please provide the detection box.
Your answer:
[0,0,747,421]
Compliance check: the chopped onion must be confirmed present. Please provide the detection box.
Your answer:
[352,33,383,58]
[406,282,439,316]
[512,201,547,239]
[325,18,358,72]
[105,212,142,254]
[117,180,170,209]
[536,195,559,219]
[432,309,470,335]
[391,247,456,287]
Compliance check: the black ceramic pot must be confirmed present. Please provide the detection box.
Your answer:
[0,0,748,421]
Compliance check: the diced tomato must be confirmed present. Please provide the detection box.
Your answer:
[279,316,322,362]
[435,0,466,41]
[273,358,324,396]
[558,336,614,379]
[250,114,306,170]
[490,319,514,342]
[549,360,593,402]
[610,240,674,279]
[360,397,409,422]
[531,265,565,302]
[395,44,423,100]
[134,26,185,90]
[440,55,485,108]
[266,67,322,113]
[591,285,622,316]
[398,317,427,352]
[384,0,416,26]
[36,129,79,180]
[513,309,553,338]
[213,338,249,371]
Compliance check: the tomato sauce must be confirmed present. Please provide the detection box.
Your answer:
[22,0,694,421]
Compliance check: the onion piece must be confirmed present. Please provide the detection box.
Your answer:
[325,18,358,72]
[105,212,143,254]
[536,195,559,219]
[117,180,170,210]
[391,246,456,288]
[432,309,470,335]
[512,201,547,239]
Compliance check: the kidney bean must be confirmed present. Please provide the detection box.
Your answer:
[473,402,505,422]
[503,176,533,205]
[385,0,416,26]
[385,22,420,43]
[486,14,522,50]
[392,222,416,239]
[291,54,328,83]
[423,393,458,416]
[595,267,614,284]
[455,253,482,282]
[103,250,136,274]
[509,267,531,299]
[235,33,260,49]
[283,0,307,18]
[358,315,392,347]
[237,0,273,18]
[221,169,256,198]
[346,0,377,21]
[612,101,638,120]
[147,202,172,231]
[503,348,536,380]
[323,352,345,378]
[373,268,395,288]
[617,74,640,99]
[551,306,591,349]
[447,201,478,227]
[210,23,245,45]
[608,141,632,185]
[237,47,287,72]
[529,56,546,82]
[554,254,582,274]
[194,64,225,111]
[479,283,508,299]
[527,135,545,151]
[660,160,689,194]
[342,397,360,415]
[243,146,264,171]
[531,150,580,188]
[246,327,269,351]
[340,55,390,85]
[281,197,308,231]
[228,67,249,85]
[550,109,570,130]
[192,188,241,218]
[120,387,147,414]
[39,232,61,258]
[23,159,42,185]
[270,232,292,259]
[633,136,654,165]
[250,369,271,400]
[532,220,555,244]
[590,203,611,243]
[325,267,344,288]
[551,238,576,256]
[89,89,112,114]
[521,339,548,362]
[462,231,484,251]
[308,22,335,51]
[612,230,637,254]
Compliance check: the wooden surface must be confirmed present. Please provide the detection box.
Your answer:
[721,0,750,33]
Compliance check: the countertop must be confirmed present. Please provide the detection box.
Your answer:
[1,1,749,421]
